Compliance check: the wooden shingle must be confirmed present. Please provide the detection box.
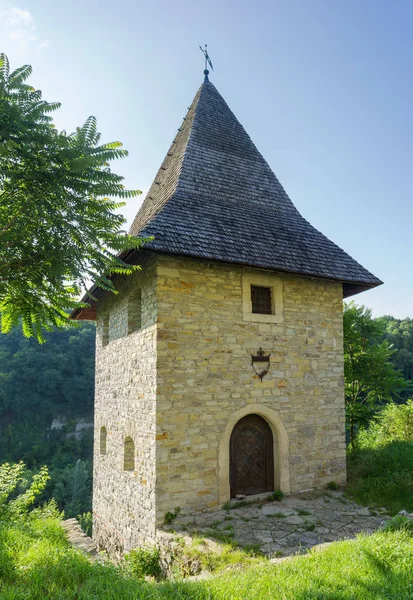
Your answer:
[129,79,381,297]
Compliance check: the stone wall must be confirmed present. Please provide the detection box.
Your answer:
[155,255,346,524]
[93,253,158,555]
[92,251,346,553]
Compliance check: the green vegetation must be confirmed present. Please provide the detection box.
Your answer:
[204,529,235,543]
[0,322,94,517]
[222,499,253,510]
[343,302,407,446]
[380,316,413,400]
[0,54,148,340]
[347,402,413,514]
[326,481,339,490]
[383,515,413,534]
[77,512,92,537]
[266,490,284,502]
[125,547,162,580]
[164,506,181,525]
[357,400,413,448]
[1,510,412,598]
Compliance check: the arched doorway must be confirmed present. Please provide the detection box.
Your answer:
[230,414,274,497]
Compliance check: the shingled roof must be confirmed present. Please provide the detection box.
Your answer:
[129,76,381,298]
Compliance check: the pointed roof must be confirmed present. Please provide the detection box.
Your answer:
[129,79,381,297]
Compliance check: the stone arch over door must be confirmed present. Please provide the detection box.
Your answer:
[230,414,274,497]
[218,404,290,504]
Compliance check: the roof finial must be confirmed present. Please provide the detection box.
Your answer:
[199,44,214,81]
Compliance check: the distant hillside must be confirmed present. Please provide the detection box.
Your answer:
[0,322,95,515]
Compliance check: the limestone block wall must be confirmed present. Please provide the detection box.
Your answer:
[93,253,158,555]
[155,255,346,524]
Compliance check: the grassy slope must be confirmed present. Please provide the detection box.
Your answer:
[347,441,413,515]
[1,514,413,599]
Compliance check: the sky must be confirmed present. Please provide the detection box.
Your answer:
[1,0,412,318]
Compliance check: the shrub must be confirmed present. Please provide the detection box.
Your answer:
[0,462,49,520]
[267,490,284,502]
[382,515,413,534]
[164,506,181,524]
[125,546,161,580]
[357,400,413,449]
[78,511,92,537]
[326,481,339,491]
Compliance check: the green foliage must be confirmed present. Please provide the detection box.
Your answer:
[347,399,413,514]
[379,316,413,398]
[205,529,235,544]
[0,476,412,599]
[77,511,93,537]
[382,515,413,534]
[125,547,162,580]
[326,481,339,490]
[1,509,413,600]
[0,322,94,517]
[0,53,149,340]
[357,401,413,449]
[266,490,284,502]
[171,538,265,577]
[343,302,407,446]
[0,461,49,520]
[164,507,181,525]
[348,441,413,515]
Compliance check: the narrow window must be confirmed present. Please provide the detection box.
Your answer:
[100,426,107,455]
[124,437,135,471]
[102,316,109,347]
[128,289,142,334]
[251,285,272,315]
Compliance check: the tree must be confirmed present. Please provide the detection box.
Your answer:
[378,316,413,398]
[343,302,407,447]
[0,54,148,341]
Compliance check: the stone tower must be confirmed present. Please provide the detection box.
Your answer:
[73,73,382,555]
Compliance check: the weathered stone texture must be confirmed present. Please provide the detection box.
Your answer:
[93,253,158,554]
[93,251,346,552]
[155,255,346,523]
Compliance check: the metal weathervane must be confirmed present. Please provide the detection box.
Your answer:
[199,44,213,80]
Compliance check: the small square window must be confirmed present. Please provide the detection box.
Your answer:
[242,273,283,324]
[251,285,272,314]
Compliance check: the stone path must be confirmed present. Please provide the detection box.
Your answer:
[62,518,105,562]
[166,490,389,557]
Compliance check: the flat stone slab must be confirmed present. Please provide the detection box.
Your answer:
[167,490,386,558]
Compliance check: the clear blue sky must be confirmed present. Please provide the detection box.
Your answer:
[1,0,412,318]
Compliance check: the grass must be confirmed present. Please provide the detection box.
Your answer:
[1,513,412,599]
[347,440,413,515]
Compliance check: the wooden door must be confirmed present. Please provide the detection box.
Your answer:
[230,414,274,497]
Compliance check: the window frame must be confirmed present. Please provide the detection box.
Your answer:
[123,436,135,472]
[242,273,284,324]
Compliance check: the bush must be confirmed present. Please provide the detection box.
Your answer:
[164,507,181,524]
[382,515,413,534]
[125,546,161,580]
[357,400,413,449]
[267,490,284,502]
[0,462,49,520]
[326,481,339,491]
[78,511,92,537]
